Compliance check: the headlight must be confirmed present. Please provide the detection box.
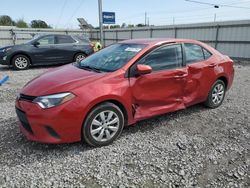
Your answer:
[2,47,12,53]
[33,92,75,109]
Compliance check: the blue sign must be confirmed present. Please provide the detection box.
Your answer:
[102,12,115,24]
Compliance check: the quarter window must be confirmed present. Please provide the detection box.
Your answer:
[56,35,75,44]
[203,48,212,59]
[138,44,183,71]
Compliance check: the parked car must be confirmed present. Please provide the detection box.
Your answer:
[15,38,234,147]
[0,34,94,70]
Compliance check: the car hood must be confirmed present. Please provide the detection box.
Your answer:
[21,64,106,96]
[0,45,14,50]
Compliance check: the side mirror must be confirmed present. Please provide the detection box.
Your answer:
[33,41,40,46]
[136,64,152,75]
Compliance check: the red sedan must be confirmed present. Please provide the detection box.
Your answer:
[15,38,234,146]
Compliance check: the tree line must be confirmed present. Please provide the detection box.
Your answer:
[95,23,152,29]
[0,15,151,29]
[0,15,52,28]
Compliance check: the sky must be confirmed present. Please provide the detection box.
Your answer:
[1,0,250,29]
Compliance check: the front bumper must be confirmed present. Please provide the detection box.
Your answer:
[15,97,83,144]
[0,52,10,65]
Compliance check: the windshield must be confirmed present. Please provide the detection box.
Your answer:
[25,35,42,44]
[78,43,146,72]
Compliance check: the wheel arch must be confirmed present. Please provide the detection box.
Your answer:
[84,98,129,126]
[204,74,229,102]
[80,98,130,141]
[10,52,32,65]
[217,76,228,90]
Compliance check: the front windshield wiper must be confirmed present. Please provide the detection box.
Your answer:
[79,65,103,73]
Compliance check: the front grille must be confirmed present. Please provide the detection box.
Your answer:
[16,107,33,134]
[19,94,36,102]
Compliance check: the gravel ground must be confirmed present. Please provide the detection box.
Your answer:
[0,63,249,187]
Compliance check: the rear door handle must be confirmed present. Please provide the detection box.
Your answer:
[208,63,216,67]
[174,74,188,79]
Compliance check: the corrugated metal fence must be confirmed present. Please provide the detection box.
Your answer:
[0,26,85,46]
[90,20,250,60]
[1,20,250,60]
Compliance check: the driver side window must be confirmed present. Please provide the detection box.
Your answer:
[138,44,183,71]
[37,36,55,45]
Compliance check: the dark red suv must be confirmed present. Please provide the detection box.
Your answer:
[15,38,234,146]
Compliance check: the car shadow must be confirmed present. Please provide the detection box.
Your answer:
[0,104,210,167]
[122,103,208,135]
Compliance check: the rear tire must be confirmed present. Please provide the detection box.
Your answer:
[82,102,124,147]
[204,80,226,108]
[12,54,30,70]
[74,53,86,62]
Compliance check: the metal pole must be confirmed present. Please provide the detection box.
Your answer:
[174,27,177,38]
[98,0,104,46]
[215,25,220,49]
[145,12,147,26]
[214,13,217,22]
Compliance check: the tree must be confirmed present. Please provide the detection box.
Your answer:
[110,25,120,29]
[30,20,51,28]
[0,15,15,26]
[16,19,28,28]
[136,23,145,27]
[127,24,134,28]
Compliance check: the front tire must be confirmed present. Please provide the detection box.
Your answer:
[74,53,86,62]
[12,54,30,70]
[205,80,226,108]
[82,102,124,147]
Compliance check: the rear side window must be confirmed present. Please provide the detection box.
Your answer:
[74,35,90,43]
[56,35,75,44]
[184,43,204,64]
[138,44,183,71]
[184,43,213,64]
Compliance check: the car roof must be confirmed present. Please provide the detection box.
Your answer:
[119,38,201,45]
[119,38,220,59]
[35,33,75,37]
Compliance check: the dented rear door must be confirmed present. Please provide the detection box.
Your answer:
[183,43,216,106]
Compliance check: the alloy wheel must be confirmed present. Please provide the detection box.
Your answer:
[90,110,119,142]
[15,57,28,69]
[76,54,86,62]
[212,83,225,105]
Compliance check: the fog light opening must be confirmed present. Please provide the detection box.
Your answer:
[45,126,60,139]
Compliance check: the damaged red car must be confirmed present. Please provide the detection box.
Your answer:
[15,38,234,146]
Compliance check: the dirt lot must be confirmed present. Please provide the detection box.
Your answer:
[0,63,249,187]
